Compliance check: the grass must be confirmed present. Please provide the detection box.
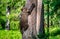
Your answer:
[0,30,22,39]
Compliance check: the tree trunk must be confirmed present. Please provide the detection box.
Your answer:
[21,0,45,39]
[36,0,45,35]
[5,6,10,30]
[21,0,37,39]
[47,0,49,39]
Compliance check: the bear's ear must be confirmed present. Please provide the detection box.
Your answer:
[21,7,25,11]
[21,8,23,11]
[21,7,27,11]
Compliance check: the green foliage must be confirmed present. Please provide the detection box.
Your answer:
[38,26,60,39]
[0,0,26,39]
[0,30,22,39]
[8,0,26,30]
[10,21,19,30]
[0,0,26,29]
[49,26,60,36]
[49,26,60,39]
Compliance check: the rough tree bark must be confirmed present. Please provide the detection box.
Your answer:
[36,0,44,35]
[20,0,44,39]
[21,0,37,39]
